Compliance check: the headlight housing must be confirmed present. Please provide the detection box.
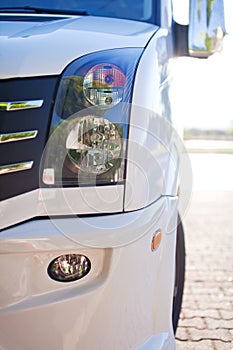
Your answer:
[42,48,142,187]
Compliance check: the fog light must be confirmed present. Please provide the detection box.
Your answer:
[48,254,91,282]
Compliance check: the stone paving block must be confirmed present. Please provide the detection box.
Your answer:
[181,309,221,319]
[187,281,219,288]
[189,286,222,296]
[175,327,189,341]
[197,300,232,310]
[182,294,200,302]
[212,341,233,350]
[176,340,213,349]
[224,288,233,297]
[219,310,233,320]
[187,294,233,304]
[181,300,198,309]
[178,317,206,329]
[187,328,233,342]
[205,317,233,330]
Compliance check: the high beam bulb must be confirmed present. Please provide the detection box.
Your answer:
[83,63,126,107]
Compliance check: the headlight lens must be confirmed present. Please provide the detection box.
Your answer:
[83,63,126,107]
[41,48,143,187]
[66,115,122,174]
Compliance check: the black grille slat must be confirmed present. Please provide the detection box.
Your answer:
[0,76,58,200]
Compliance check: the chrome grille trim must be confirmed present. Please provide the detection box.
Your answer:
[0,161,34,175]
[0,100,44,111]
[0,130,38,143]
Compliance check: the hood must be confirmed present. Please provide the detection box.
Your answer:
[0,14,158,79]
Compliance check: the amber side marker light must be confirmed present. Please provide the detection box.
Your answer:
[151,230,162,251]
[48,254,91,282]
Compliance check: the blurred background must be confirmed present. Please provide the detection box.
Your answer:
[173,1,233,348]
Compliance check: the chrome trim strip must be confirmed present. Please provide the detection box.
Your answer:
[0,161,34,175]
[0,130,38,143]
[0,100,44,111]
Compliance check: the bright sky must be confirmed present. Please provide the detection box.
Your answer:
[171,0,233,130]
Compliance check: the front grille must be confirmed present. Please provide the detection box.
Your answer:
[0,76,58,200]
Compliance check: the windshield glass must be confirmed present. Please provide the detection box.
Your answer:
[0,0,155,23]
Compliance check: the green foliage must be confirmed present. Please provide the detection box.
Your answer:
[205,32,213,51]
[55,76,86,118]
[184,128,233,140]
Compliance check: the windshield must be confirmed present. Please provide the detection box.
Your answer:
[0,0,155,23]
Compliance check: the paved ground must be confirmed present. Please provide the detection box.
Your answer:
[176,154,233,349]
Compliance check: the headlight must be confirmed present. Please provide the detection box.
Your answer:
[41,48,143,187]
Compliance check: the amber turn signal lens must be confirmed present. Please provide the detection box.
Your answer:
[151,230,162,251]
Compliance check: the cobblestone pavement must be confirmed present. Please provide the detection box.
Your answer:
[176,154,233,349]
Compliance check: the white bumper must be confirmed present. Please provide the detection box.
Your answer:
[0,196,177,350]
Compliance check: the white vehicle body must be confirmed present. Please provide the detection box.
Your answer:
[1,0,225,349]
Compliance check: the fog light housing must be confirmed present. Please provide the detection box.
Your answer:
[48,254,91,282]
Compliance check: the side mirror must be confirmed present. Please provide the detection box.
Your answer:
[189,0,226,58]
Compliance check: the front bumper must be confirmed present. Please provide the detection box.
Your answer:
[0,196,177,350]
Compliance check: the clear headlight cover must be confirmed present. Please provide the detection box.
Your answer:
[41,48,143,187]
